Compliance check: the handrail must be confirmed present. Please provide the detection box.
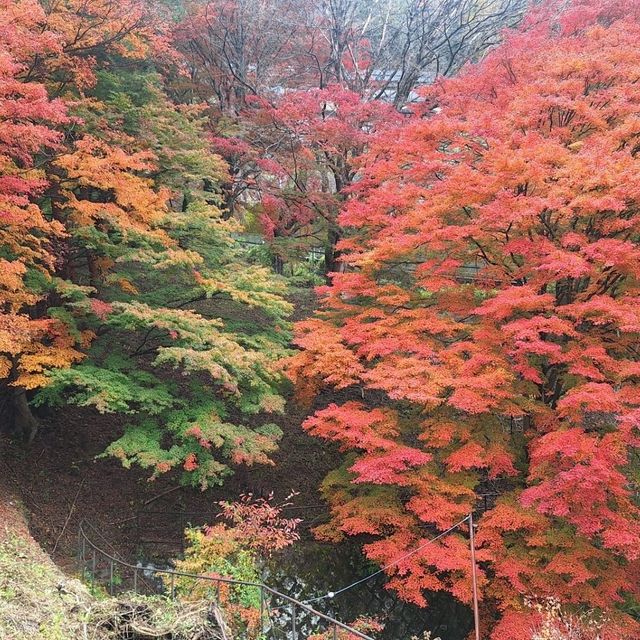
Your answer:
[78,520,374,640]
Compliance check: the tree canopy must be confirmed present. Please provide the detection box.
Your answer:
[2,0,639,637]
[288,0,640,636]
[1,0,291,487]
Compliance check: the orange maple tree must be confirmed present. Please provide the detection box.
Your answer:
[2,0,292,488]
[288,0,640,637]
[1,0,170,438]
[0,0,84,438]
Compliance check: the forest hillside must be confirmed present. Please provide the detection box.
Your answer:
[1,0,639,639]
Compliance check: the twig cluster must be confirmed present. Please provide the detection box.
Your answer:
[88,596,227,640]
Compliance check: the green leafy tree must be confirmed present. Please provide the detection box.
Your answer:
[27,20,292,487]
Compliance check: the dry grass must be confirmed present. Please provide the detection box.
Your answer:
[0,533,95,640]
[0,534,226,639]
[89,596,227,639]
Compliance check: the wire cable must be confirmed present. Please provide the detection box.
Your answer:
[302,515,471,605]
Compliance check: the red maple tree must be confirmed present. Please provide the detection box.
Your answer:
[287,0,640,637]
[211,86,399,272]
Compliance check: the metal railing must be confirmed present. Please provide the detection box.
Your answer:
[78,520,374,640]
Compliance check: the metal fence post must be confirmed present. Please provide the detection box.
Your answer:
[78,527,86,577]
[291,603,297,640]
[260,585,265,635]
[469,511,481,640]
[77,527,82,575]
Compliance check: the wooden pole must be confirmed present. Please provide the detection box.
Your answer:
[469,511,481,640]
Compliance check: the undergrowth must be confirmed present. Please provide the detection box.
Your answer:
[0,535,224,639]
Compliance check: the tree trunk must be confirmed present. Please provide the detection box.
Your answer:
[1,388,39,445]
[272,252,284,275]
[325,224,342,275]
[13,390,39,445]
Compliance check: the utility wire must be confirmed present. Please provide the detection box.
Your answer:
[302,515,471,605]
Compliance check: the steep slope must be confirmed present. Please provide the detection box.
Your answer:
[0,481,225,639]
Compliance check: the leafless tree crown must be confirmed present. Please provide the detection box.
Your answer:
[178,0,528,111]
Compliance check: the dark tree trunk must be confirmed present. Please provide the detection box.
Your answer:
[325,223,342,275]
[272,253,284,275]
[14,390,39,444]
[1,387,39,445]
